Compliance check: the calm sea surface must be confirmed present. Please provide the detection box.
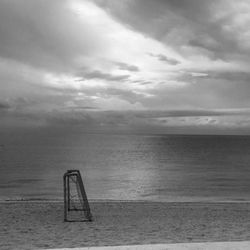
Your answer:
[1,128,250,202]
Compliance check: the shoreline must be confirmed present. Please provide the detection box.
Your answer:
[2,198,250,204]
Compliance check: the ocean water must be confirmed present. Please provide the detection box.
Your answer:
[1,127,250,202]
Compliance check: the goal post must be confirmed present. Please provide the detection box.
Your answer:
[63,169,92,222]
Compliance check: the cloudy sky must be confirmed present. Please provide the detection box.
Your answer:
[1,0,250,134]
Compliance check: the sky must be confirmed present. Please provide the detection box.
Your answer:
[1,0,250,134]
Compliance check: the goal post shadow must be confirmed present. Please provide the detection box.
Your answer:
[63,169,93,222]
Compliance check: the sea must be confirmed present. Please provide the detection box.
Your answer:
[1,127,250,202]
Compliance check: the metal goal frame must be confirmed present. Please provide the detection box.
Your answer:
[63,169,92,222]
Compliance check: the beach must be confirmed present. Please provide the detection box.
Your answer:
[2,201,250,250]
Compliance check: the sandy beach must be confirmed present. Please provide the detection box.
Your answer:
[1,201,250,250]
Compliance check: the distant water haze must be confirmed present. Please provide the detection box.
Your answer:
[1,127,250,202]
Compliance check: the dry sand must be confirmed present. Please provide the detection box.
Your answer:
[1,201,250,250]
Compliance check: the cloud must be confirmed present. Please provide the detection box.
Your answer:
[114,62,140,72]
[149,53,180,65]
[0,0,107,73]
[103,88,146,104]
[94,0,250,62]
[80,70,130,82]
[64,106,99,110]
[2,108,250,135]
[1,0,250,134]
[0,101,10,110]
[134,109,227,118]
[0,0,172,116]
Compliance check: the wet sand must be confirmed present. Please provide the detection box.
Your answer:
[1,201,250,250]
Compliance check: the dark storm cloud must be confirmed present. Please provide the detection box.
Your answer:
[93,0,214,39]
[148,53,180,65]
[93,0,249,60]
[188,38,222,59]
